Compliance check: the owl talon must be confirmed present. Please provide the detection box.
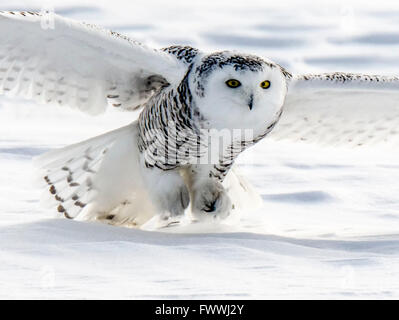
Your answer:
[191,180,231,220]
[203,200,217,212]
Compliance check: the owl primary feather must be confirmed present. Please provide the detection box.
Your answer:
[1,11,399,227]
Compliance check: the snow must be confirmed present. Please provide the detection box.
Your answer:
[1,0,399,299]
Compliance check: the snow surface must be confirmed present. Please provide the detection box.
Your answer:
[1,0,399,299]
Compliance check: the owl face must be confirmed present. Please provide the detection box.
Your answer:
[191,52,288,133]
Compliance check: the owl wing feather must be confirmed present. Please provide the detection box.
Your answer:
[35,121,158,225]
[0,11,186,115]
[270,72,399,146]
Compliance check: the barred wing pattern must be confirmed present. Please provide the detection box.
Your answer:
[0,11,185,115]
[271,73,399,146]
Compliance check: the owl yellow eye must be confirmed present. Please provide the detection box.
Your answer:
[225,79,241,88]
[260,80,271,89]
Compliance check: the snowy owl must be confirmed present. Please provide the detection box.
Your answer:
[1,12,399,227]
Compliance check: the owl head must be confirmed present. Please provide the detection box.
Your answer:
[189,51,289,134]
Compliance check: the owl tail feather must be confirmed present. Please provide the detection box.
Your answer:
[33,121,156,226]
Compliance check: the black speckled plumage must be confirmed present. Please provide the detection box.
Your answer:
[137,50,285,181]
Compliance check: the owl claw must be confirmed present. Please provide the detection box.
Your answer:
[203,199,217,212]
[191,180,232,220]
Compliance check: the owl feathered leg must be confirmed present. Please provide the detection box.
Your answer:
[139,165,190,220]
[190,179,231,220]
[181,165,232,220]
[182,165,262,221]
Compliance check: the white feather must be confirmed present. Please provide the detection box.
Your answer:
[34,122,157,226]
[0,11,186,114]
[270,73,399,146]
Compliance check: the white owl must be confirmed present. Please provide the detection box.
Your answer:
[1,12,399,227]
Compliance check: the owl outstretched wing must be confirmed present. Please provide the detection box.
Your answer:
[0,11,187,115]
[270,73,399,146]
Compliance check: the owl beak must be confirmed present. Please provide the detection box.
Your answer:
[248,94,254,110]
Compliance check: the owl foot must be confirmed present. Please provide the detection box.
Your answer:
[157,184,190,221]
[191,180,232,220]
[167,185,190,217]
